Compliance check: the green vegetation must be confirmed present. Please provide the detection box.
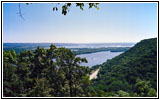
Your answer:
[53,3,99,15]
[26,3,99,16]
[90,64,101,72]
[3,43,51,54]
[3,38,157,97]
[92,38,157,97]
[3,45,91,97]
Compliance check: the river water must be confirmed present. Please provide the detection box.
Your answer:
[77,51,123,67]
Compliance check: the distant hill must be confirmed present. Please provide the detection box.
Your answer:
[93,38,157,95]
[3,43,134,54]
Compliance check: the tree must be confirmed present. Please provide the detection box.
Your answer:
[16,50,34,96]
[30,46,46,79]
[117,90,130,97]
[52,3,99,15]
[3,45,91,97]
[54,47,90,96]
[28,78,52,97]
[135,78,157,97]
[18,3,99,18]
[3,50,19,96]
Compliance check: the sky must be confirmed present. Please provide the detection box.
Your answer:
[3,3,158,43]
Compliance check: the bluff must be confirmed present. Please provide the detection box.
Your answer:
[93,38,157,94]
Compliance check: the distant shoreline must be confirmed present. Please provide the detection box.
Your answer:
[3,43,134,55]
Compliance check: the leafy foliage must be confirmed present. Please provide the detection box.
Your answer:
[135,78,157,97]
[3,45,91,97]
[93,38,157,97]
[53,3,99,15]
[25,3,99,15]
[3,38,157,97]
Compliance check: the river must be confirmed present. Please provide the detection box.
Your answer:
[77,51,123,67]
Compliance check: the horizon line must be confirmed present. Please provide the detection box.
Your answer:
[3,42,137,44]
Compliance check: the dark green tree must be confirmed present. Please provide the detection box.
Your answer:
[3,50,19,96]
[55,47,90,96]
[135,79,157,97]
[28,78,52,97]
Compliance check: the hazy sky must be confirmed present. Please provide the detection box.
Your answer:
[3,3,158,43]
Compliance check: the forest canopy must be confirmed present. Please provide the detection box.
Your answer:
[3,38,157,97]
[3,45,92,97]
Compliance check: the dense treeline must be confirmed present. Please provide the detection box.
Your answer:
[3,38,157,97]
[3,45,94,97]
[92,38,157,97]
